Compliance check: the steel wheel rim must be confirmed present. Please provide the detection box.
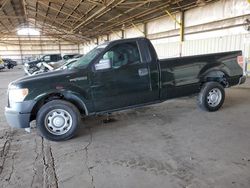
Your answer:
[44,109,73,135]
[207,88,222,107]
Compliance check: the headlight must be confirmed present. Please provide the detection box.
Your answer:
[9,87,29,103]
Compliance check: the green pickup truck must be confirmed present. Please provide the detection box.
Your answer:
[5,37,246,141]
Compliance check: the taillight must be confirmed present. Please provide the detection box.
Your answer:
[237,56,244,68]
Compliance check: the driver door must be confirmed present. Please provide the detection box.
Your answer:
[90,41,152,112]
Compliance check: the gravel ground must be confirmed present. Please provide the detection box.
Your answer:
[0,67,250,188]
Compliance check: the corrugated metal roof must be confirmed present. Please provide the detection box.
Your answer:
[0,0,217,43]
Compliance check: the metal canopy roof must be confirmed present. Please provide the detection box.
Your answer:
[0,0,216,43]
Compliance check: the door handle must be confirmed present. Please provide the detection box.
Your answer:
[138,68,148,76]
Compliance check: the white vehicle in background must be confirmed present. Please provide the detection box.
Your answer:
[26,57,81,76]
[24,54,83,75]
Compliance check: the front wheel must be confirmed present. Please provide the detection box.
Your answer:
[36,100,80,141]
[198,82,225,112]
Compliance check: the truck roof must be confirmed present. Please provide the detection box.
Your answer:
[107,37,147,45]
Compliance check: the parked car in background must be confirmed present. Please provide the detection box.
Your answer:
[24,53,81,75]
[63,54,82,60]
[3,58,17,69]
[49,54,82,68]
[25,54,62,67]
[25,57,81,76]
[23,56,40,64]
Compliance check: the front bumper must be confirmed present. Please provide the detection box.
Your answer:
[238,75,246,85]
[5,100,36,128]
[5,108,31,128]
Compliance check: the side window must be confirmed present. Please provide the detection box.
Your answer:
[51,55,57,62]
[51,55,61,62]
[57,55,62,61]
[43,55,51,62]
[102,42,140,69]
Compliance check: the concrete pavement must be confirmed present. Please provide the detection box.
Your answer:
[0,67,250,188]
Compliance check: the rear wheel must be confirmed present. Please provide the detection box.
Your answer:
[198,82,225,112]
[36,100,80,141]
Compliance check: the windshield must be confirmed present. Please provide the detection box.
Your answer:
[70,44,107,69]
[63,60,77,69]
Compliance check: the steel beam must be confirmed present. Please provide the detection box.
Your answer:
[131,23,145,36]
[165,9,184,42]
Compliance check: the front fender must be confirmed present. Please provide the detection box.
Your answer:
[62,91,90,115]
[32,90,93,116]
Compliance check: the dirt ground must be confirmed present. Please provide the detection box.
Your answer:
[0,67,250,188]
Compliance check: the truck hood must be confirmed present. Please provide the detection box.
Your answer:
[11,68,87,88]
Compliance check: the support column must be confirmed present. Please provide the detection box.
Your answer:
[180,11,185,42]
[78,43,80,54]
[18,37,24,64]
[144,22,148,38]
[165,10,185,42]
[59,41,62,54]
[179,11,185,57]
[121,30,125,39]
[40,35,43,55]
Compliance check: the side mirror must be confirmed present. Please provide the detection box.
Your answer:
[94,59,111,71]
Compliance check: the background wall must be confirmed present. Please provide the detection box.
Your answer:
[82,0,250,64]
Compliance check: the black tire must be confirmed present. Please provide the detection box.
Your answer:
[36,100,80,141]
[198,82,225,112]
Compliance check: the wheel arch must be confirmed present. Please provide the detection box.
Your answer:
[30,91,89,121]
[199,67,230,87]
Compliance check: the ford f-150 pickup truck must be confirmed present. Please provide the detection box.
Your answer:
[5,37,246,141]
